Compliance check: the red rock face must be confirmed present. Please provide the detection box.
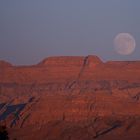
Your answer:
[0,55,140,140]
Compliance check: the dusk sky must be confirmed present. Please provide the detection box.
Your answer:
[0,0,140,65]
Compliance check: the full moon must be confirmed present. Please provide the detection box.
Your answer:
[114,33,136,55]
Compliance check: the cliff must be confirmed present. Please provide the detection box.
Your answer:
[0,55,140,140]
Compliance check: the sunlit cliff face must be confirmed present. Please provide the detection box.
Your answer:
[0,55,140,140]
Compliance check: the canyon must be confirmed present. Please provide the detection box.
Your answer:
[0,55,140,140]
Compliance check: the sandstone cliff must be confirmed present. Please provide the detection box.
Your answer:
[0,55,140,140]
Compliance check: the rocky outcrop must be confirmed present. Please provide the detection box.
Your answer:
[0,60,12,68]
[0,55,140,140]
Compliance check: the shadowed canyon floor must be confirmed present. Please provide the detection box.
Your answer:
[0,55,140,140]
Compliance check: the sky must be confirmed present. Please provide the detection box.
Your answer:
[0,0,140,65]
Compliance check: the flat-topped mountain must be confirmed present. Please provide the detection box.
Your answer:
[0,55,140,140]
[38,55,102,67]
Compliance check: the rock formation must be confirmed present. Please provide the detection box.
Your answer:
[0,55,140,140]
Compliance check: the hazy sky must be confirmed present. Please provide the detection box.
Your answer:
[0,0,140,65]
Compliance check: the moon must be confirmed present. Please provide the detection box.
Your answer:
[114,33,136,55]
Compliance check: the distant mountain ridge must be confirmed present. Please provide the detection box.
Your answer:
[1,55,140,67]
